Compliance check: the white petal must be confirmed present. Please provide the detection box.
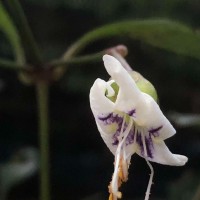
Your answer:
[96,122,117,155]
[103,55,175,140]
[137,139,188,166]
[103,55,138,92]
[136,93,176,140]
[89,78,114,116]
[106,80,115,97]
[103,55,142,112]
[90,78,119,154]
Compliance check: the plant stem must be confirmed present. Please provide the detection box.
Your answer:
[36,82,50,200]
[49,51,103,68]
[6,0,42,65]
[0,58,26,71]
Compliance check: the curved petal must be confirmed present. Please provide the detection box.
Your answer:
[90,78,122,154]
[96,122,117,154]
[103,55,175,141]
[137,139,188,166]
[135,93,176,140]
[103,55,142,113]
[90,78,115,116]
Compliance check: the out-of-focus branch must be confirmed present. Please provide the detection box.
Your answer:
[49,52,104,68]
[49,45,128,69]
[0,58,26,71]
[6,0,42,66]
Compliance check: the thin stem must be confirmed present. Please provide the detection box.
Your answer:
[62,34,95,60]
[0,58,26,71]
[110,50,132,71]
[36,82,50,200]
[50,45,128,69]
[6,0,42,65]
[144,160,154,200]
[49,52,103,68]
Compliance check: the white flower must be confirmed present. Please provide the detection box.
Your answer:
[89,55,188,200]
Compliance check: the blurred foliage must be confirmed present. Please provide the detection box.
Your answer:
[168,170,200,200]
[24,0,200,26]
[0,147,39,200]
[0,2,25,64]
[66,19,200,59]
[169,112,200,128]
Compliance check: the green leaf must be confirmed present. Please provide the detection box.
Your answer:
[0,2,25,64]
[64,19,200,60]
[6,0,42,65]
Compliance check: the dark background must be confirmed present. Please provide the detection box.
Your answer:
[0,0,200,199]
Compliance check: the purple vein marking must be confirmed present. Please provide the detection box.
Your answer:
[136,131,154,158]
[149,125,163,137]
[112,122,127,146]
[145,136,154,158]
[98,113,123,125]
[126,126,135,145]
[98,113,125,146]
[136,131,144,153]
[127,109,136,117]
[98,113,112,121]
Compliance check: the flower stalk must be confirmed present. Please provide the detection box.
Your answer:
[36,82,50,200]
[49,51,104,68]
[106,45,132,71]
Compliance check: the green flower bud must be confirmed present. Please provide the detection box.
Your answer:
[130,71,158,102]
[106,70,158,103]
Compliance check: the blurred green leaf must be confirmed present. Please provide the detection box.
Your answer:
[7,0,42,65]
[0,2,25,64]
[0,147,39,200]
[169,112,200,128]
[65,19,200,60]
